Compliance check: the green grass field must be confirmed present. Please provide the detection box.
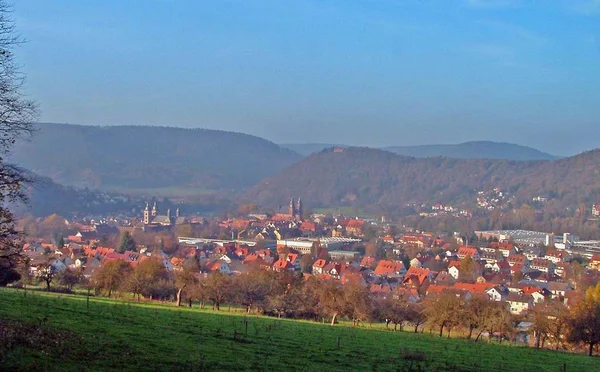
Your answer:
[0,288,596,371]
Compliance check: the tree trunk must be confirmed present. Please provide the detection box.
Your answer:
[331,312,338,326]
[188,298,192,308]
[589,342,595,357]
[176,288,183,307]
[108,288,112,298]
[475,331,483,342]
[467,327,474,340]
[414,325,419,333]
[439,322,445,338]
[46,280,50,291]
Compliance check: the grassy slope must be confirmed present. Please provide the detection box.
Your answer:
[0,288,596,372]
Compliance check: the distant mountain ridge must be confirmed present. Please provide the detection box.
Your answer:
[281,141,556,160]
[9,123,301,192]
[244,146,600,212]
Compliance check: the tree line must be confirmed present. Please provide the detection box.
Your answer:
[24,258,596,357]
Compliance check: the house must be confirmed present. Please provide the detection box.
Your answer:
[395,287,420,303]
[373,260,406,277]
[409,257,423,268]
[299,221,317,234]
[486,286,509,302]
[489,260,511,273]
[506,293,534,314]
[285,253,301,270]
[447,261,461,280]
[546,282,573,299]
[530,258,555,274]
[272,259,295,273]
[312,259,328,275]
[457,246,480,261]
[507,254,528,267]
[587,255,600,271]
[545,250,566,264]
[323,263,347,279]
[592,204,600,217]
[345,219,365,237]
[433,271,455,286]
[480,251,500,265]
[206,260,232,275]
[453,282,495,296]
[359,256,376,269]
[402,266,432,291]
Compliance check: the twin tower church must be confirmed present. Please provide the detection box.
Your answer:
[288,197,304,219]
[142,201,180,225]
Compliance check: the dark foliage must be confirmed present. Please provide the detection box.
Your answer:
[244,146,600,213]
[10,123,301,191]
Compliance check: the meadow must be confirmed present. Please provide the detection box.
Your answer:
[0,288,596,372]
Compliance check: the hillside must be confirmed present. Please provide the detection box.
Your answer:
[12,170,133,217]
[8,123,301,192]
[280,143,343,156]
[243,147,600,212]
[383,141,557,161]
[1,289,593,371]
[282,141,556,160]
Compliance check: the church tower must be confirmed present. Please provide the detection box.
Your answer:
[289,197,295,216]
[296,197,303,220]
[143,202,150,224]
[151,201,158,217]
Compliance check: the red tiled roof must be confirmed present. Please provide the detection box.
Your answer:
[312,259,328,269]
[373,260,405,276]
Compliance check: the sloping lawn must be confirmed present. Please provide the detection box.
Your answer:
[0,288,596,371]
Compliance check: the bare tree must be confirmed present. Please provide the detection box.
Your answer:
[0,1,38,286]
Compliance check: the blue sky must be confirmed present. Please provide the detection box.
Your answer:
[13,0,600,156]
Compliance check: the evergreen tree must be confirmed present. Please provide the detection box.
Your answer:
[118,231,137,253]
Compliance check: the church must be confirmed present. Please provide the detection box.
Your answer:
[288,197,303,220]
[142,201,182,226]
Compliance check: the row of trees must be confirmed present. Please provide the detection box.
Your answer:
[19,257,600,356]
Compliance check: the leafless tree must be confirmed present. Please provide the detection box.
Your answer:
[0,1,38,286]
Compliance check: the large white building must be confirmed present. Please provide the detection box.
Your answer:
[276,237,361,255]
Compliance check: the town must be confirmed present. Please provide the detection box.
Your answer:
[13,195,600,356]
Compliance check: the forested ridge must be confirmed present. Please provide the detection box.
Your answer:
[244,147,600,212]
[8,123,301,191]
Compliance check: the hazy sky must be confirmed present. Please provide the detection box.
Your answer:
[14,0,600,156]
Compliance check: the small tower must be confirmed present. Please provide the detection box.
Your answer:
[175,208,180,218]
[167,208,171,221]
[296,197,303,220]
[143,202,150,224]
[151,201,158,217]
[289,197,295,216]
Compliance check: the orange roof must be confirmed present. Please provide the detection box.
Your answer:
[312,259,328,268]
[453,282,495,294]
[272,259,294,271]
[448,260,461,268]
[360,256,376,267]
[346,219,365,229]
[403,266,430,285]
[373,260,405,276]
[426,284,448,294]
[458,246,478,256]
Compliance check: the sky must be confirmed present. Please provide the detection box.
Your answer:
[13,0,600,156]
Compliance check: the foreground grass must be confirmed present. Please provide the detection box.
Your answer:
[0,288,596,371]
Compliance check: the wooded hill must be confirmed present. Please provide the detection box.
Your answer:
[382,141,556,161]
[281,141,556,160]
[244,147,600,213]
[8,123,301,192]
